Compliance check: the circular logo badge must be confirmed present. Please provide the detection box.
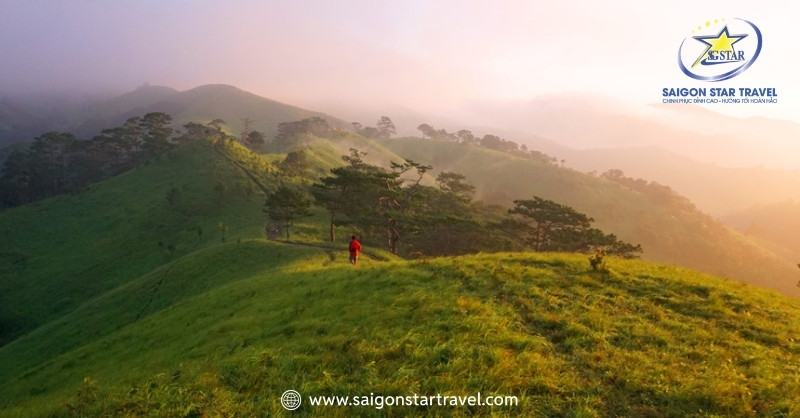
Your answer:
[281,390,302,411]
[678,18,762,81]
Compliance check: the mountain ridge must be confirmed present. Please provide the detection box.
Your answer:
[0,84,350,148]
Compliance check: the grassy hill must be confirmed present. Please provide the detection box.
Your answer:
[1,244,799,417]
[3,131,800,417]
[377,138,800,297]
[0,138,273,345]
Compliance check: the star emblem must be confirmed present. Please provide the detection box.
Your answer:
[691,26,748,68]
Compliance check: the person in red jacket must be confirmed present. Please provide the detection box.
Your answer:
[349,235,362,265]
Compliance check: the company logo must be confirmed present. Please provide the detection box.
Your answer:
[678,18,762,81]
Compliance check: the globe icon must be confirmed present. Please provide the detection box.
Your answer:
[281,390,302,411]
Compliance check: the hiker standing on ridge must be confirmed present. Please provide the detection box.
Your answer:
[349,235,362,265]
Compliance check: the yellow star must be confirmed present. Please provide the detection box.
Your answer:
[710,32,736,50]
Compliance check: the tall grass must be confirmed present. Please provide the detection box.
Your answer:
[3,249,798,417]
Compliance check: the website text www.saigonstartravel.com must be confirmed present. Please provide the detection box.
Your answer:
[280,390,519,411]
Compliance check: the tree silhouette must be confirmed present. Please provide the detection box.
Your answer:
[498,196,642,257]
[376,116,396,139]
[264,185,314,240]
[244,130,265,150]
[280,149,308,177]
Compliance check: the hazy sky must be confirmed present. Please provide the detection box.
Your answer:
[2,0,799,121]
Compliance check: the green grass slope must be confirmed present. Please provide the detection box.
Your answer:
[294,132,419,175]
[0,138,271,345]
[2,133,800,417]
[0,132,410,346]
[1,248,799,417]
[378,138,800,297]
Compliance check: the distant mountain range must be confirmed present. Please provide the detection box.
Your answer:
[558,146,800,217]
[448,95,800,219]
[459,94,800,170]
[0,84,347,147]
